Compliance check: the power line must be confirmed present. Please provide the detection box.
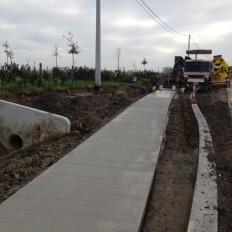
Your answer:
[135,0,179,37]
[190,35,199,49]
[135,0,204,54]
[190,35,212,59]
[140,0,187,37]
[136,0,188,38]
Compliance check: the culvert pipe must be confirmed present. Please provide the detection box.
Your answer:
[0,100,70,151]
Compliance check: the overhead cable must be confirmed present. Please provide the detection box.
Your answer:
[135,0,178,36]
[136,0,188,38]
[190,35,200,49]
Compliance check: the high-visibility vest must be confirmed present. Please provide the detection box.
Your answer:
[152,86,157,92]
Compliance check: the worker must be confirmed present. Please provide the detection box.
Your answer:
[178,76,186,93]
[150,74,158,92]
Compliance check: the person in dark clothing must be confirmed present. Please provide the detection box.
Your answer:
[150,75,158,92]
[178,76,186,93]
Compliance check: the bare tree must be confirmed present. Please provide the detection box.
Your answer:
[8,49,14,64]
[3,40,10,64]
[141,57,148,71]
[26,58,30,66]
[115,48,121,72]
[33,60,36,71]
[52,45,60,68]
[63,31,81,67]
[133,60,137,72]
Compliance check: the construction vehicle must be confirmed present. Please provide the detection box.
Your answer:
[211,55,230,88]
[183,49,213,91]
[172,56,185,78]
[164,50,230,94]
[163,56,184,88]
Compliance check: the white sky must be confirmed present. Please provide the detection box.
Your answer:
[0,0,232,71]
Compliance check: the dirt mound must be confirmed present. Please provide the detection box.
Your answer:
[31,92,78,121]
[31,90,134,131]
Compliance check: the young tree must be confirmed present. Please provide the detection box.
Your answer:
[63,31,81,67]
[141,57,148,71]
[33,60,36,71]
[115,48,121,72]
[52,45,60,68]
[2,40,10,65]
[25,58,30,66]
[8,49,14,64]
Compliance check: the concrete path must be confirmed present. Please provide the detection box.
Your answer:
[0,90,174,232]
[187,104,218,232]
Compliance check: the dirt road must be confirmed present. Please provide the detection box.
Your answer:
[0,86,231,231]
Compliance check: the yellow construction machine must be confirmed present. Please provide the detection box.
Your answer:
[211,55,230,88]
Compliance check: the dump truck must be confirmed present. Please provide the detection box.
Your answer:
[211,55,230,87]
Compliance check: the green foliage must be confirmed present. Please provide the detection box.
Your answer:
[0,62,160,93]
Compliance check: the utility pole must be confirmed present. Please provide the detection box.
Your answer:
[188,34,190,50]
[186,34,191,57]
[115,48,121,72]
[95,0,101,86]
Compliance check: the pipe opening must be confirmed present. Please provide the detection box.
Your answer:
[9,135,23,150]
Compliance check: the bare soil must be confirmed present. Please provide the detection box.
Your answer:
[0,86,231,231]
[141,93,199,232]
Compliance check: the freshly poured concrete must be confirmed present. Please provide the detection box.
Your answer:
[187,104,218,232]
[0,90,174,232]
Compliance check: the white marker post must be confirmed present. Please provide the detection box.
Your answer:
[190,82,197,103]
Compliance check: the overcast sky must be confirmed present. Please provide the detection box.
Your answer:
[0,0,232,71]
